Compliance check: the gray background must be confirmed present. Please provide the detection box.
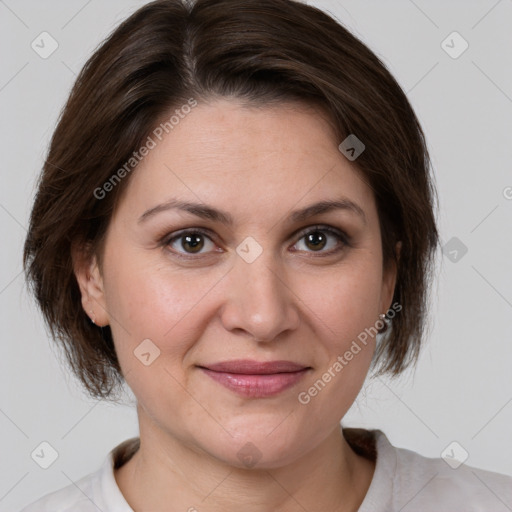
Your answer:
[1,0,511,510]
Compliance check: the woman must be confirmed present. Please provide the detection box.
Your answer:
[21,0,511,510]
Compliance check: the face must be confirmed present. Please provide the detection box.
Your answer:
[77,99,397,468]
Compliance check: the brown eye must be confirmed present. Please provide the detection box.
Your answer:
[304,231,327,251]
[292,226,348,255]
[181,234,204,253]
[166,230,217,255]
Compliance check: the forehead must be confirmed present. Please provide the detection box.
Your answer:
[115,99,377,225]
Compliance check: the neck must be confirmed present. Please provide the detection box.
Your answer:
[114,420,375,512]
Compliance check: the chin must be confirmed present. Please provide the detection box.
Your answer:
[194,419,313,470]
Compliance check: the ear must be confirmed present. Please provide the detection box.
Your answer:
[72,242,109,327]
[380,241,401,313]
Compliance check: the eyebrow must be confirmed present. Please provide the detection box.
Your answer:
[138,198,367,225]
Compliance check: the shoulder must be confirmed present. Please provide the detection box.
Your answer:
[344,427,512,511]
[19,472,100,512]
[19,438,140,512]
[380,430,512,511]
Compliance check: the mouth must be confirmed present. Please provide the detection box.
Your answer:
[197,359,312,398]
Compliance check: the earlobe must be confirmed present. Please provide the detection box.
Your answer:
[72,244,109,327]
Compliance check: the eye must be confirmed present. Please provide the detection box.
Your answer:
[161,225,349,259]
[165,229,218,256]
[292,225,348,255]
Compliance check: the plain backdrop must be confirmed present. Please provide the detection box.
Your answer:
[1,0,511,510]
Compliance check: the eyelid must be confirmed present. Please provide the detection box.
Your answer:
[162,228,219,255]
[163,227,217,243]
[161,224,350,258]
[289,224,350,256]
[292,224,349,243]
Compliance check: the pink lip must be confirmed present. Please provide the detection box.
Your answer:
[199,359,311,398]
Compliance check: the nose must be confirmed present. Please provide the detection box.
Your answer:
[219,252,301,343]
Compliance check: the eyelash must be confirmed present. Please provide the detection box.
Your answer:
[160,225,350,260]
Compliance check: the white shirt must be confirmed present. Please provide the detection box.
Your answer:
[20,428,512,511]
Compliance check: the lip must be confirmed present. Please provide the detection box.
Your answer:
[202,359,309,374]
[198,359,311,398]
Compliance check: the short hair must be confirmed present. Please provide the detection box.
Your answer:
[23,0,439,399]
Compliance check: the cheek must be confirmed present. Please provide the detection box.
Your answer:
[295,267,380,419]
[300,260,383,343]
[103,261,204,411]
[103,252,226,365]
[293,260,382,406]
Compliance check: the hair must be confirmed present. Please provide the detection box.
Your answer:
[23,0,439,399]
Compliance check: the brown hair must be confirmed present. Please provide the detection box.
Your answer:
[23,0,439,399]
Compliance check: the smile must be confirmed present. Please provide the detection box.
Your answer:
[198,360,312,398]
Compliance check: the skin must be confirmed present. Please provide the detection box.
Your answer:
[75,99,398,512]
